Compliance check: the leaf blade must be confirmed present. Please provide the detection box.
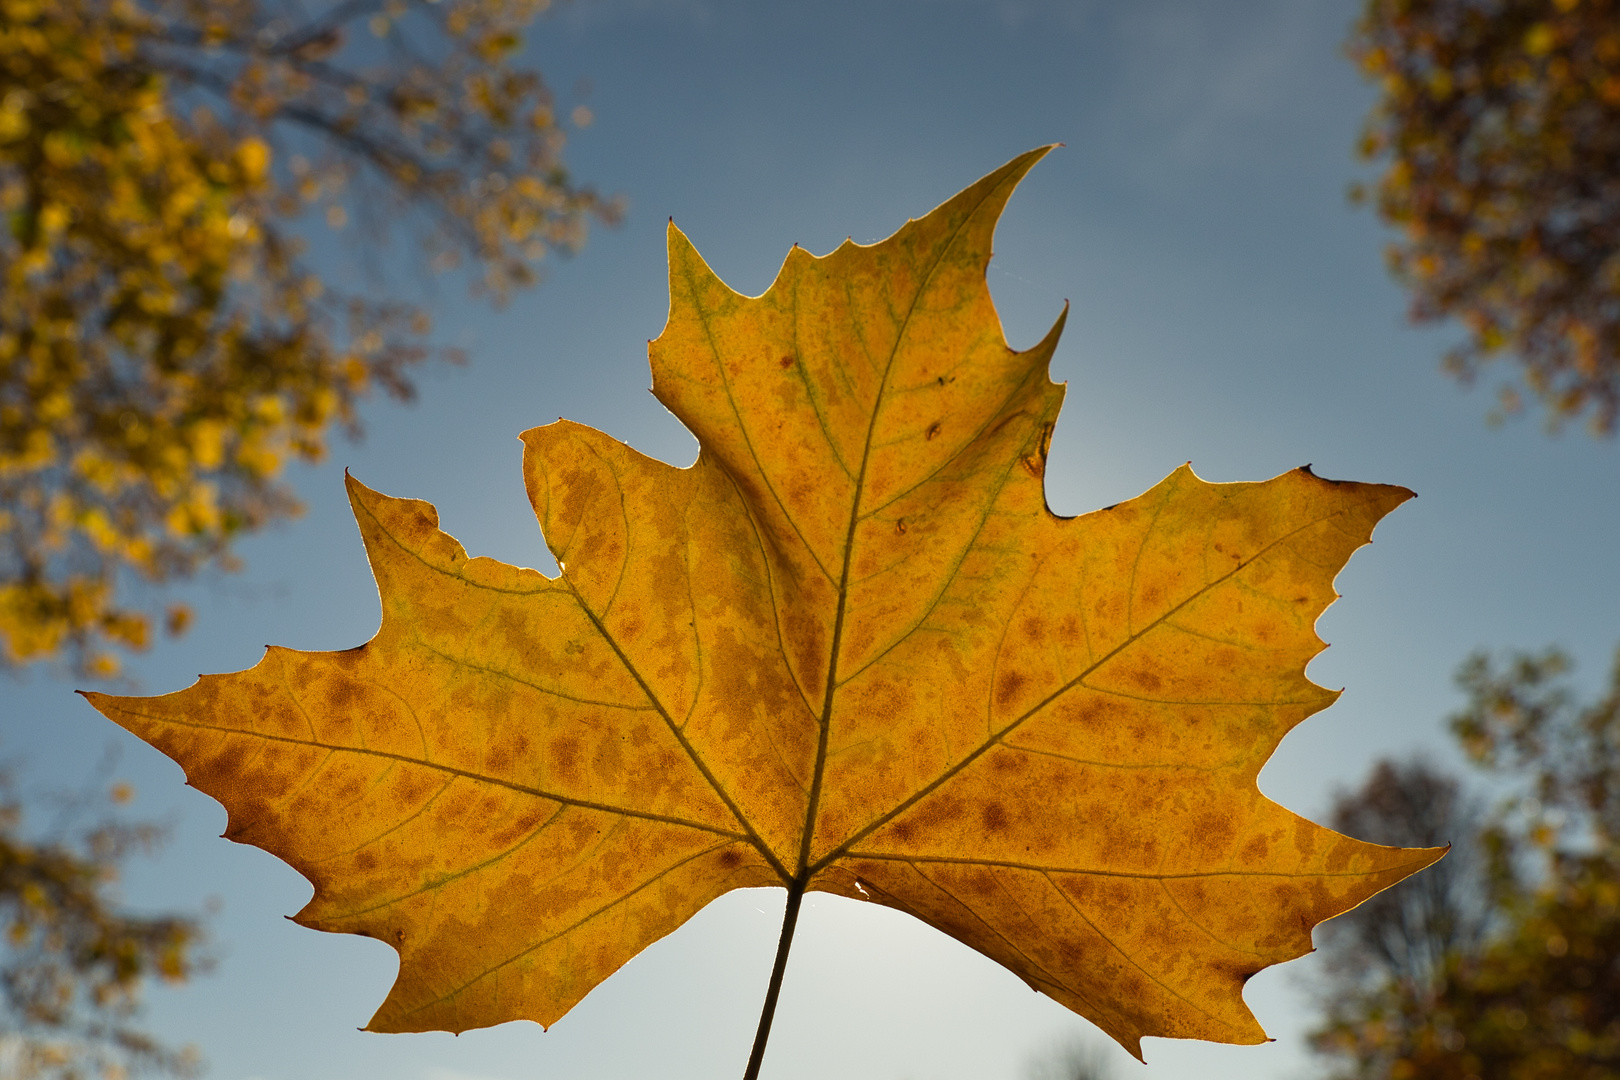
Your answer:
[85,149,1446,1060]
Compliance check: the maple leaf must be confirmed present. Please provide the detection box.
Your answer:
[84,147,1444,1068]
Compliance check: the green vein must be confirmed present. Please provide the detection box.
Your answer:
[857,332,1059,520]
[795,166,1016,880]
[413,639,659,713]
[1041,869,1227,1028]
[332,797,569,918]
[1159,619,1273,652]
[108,707,748,840]
[725,464,821,721]
[560,573,793,883]
[575,436,634,618]
[351,490,553,597]
[841,851,1443,881]
[906,859,1064,988]
[1157,879,1274,959]
[1074,685,1327,707]
[318,774,459,861]
[788,275,857,481]
[396,838,739,1019]
[811,490,1396,873]
[832,448,1031,690]
[996,741,1246,772]
[1126,472,1177,638]
[682,262,839,587]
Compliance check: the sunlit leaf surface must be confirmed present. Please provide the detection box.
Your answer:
[87,148,1443,1058]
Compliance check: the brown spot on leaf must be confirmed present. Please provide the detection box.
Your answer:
[1194,813,1237,857]
[550,736,582,784]
[486,740,514,772]
[324,678,358,712]
[997,670,1027,706]
[1129,668,1164,693]
[982,802,1009,832]
[489,812,545,849]
[914,796,964,831]
[989,750,1023,773]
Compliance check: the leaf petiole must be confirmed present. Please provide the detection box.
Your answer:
[742,877,807,1080]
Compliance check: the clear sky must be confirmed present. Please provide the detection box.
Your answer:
[5,1,1619,1079]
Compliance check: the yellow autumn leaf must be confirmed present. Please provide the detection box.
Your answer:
[236,136,271,183]
[85,148,1443,1065]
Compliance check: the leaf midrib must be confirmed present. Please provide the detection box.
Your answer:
[794,181,1012,881]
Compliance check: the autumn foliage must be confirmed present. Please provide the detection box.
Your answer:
[0,0,617,675]
[86,150,1440,1072]
[1310,649,1620,1080]
[0,781,204,1079]
[1350,0,1620,434]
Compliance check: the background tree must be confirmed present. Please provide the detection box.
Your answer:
[1307,647,1620,1080]
[0,774,205,1080]
[0,0,619,676]
[1312,759,1491,992]
[1305,758,1490,1079]
[1348,0,1620,434]
[1021,1035,1116,1080]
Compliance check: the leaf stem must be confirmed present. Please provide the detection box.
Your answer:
[742,878,806,1080]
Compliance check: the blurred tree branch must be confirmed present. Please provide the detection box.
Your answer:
[1349,0,1620,435]
[1307,647,1620,1080]
[1022,1034,1115,1080]
[0,772,205,1079]
[0,0,621,676]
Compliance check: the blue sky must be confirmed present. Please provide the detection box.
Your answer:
[5,1,1619,1078]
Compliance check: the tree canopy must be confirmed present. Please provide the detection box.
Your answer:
[0,778,204,1080]
[1349,0,1620,434]
[1307,648,1620,1080]
[0,0,618,676]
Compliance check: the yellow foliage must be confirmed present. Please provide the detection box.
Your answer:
[1351,0,1620,434]
[0,778,204,1079]
[0,0,620,675]
[1312,646,1620,1079]
[88,151,1440,1065]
